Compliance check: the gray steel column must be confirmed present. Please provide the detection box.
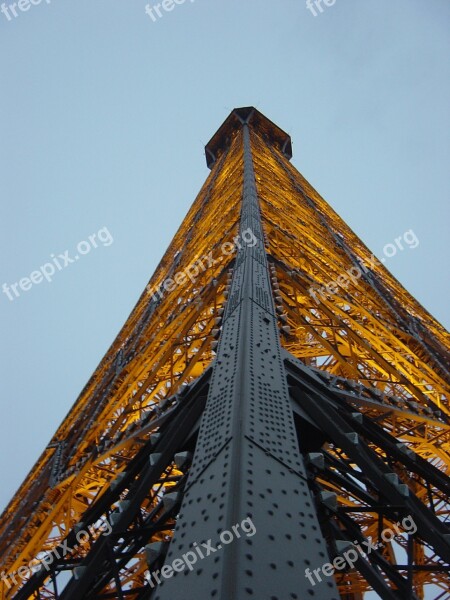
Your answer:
[155,114,339,600]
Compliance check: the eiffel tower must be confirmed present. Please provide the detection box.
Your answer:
[1,107,449,600]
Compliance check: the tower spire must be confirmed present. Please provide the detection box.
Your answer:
[156,115,338,600]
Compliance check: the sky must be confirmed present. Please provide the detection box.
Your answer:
[0,0,449,596]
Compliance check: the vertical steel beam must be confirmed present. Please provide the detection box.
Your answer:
[155,113,339,600]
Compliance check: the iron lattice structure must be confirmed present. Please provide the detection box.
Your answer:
[1,108,449,600]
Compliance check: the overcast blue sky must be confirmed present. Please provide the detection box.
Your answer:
[0,2,449,594]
